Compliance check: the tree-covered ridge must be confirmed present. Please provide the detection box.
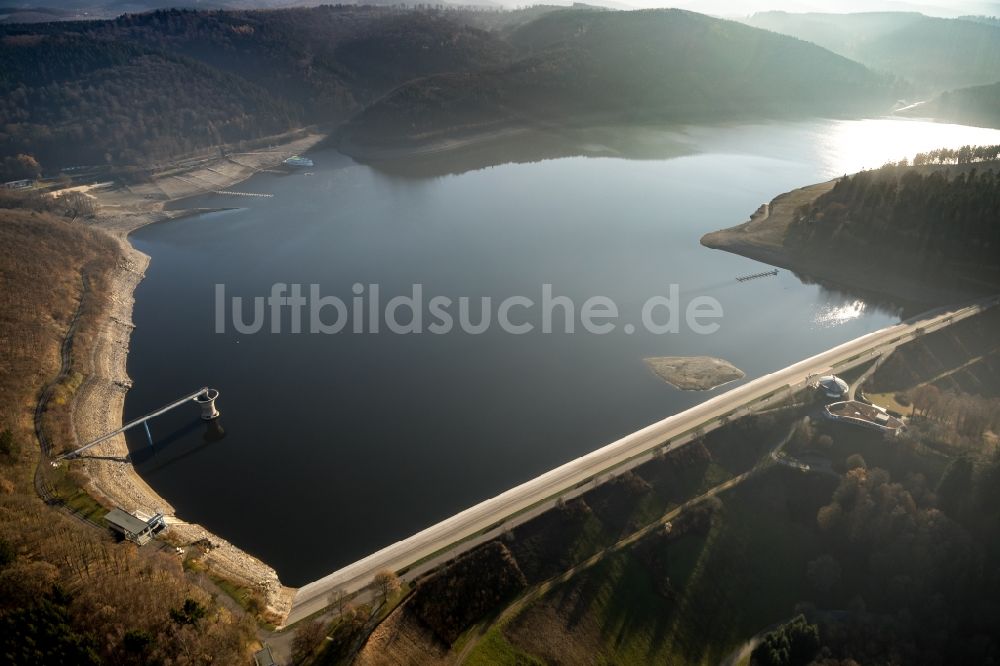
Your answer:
[342,8,895,148]
[0,6,512,177]
[786,158,1000,285]
[2,7,512,125]
[0,33,299,171]
[910,144,1000,165]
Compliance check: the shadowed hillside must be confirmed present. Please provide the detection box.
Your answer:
[0,33,299,172]
[0,6,513,177]
[340,9,894,152]
[40,8,512,118]
[786,161,1000,289]
[910,81,1000,129]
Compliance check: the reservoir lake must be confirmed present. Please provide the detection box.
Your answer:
[125,118,1000,585]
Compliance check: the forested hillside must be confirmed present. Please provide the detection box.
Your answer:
[341,9,894,150]
[0,33,299,173]
[786,158,1000,288]
[913,81,1000,129]
[745,11,1000,92]
[0,6,511,177]
[19,7,514,121]
[1,6,905,176]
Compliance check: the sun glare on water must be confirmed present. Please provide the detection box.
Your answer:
[818,118,1000,176]
[813,299,868,328]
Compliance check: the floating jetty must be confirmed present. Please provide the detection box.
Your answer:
[213,190,273,198]
[736,269,779,283]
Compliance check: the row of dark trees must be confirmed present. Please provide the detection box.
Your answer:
[911,143,1000,166]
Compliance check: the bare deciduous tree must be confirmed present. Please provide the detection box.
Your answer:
[910,384,941,418]
[328,588,348,616]
[291,620,326,663]
[372,569,400,606]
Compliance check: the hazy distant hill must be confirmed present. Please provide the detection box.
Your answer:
[909,81,1000,129]
[745,11,1000,92]
[959,15,1000,27]
[341,9,894,151]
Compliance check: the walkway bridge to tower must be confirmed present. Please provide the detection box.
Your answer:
[55,387,220,462]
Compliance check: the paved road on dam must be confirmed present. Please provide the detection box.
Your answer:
[282,296,997,626]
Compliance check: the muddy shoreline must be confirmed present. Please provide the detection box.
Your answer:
[73,132,324,620]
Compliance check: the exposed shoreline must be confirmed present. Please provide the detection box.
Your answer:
[337,106,873,165]
[74,131,325,620]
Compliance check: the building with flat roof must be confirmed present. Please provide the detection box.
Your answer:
[824,400,904,434]
[254,645,277,666]
[104,508,164,545]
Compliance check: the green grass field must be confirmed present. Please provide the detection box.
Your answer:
[464,626,545,666]
[51,463,107,522]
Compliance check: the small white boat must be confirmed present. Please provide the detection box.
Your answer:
[284,155,314,168]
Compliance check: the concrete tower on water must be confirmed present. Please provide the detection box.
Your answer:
[195,388,221,420]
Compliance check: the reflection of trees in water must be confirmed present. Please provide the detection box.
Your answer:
[364,126,923,323]
[365,125,697,179]
[788,269,915,319]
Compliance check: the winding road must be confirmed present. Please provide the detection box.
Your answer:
[282,296,998,627]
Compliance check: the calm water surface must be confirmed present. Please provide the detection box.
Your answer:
[125,118,1000,584]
